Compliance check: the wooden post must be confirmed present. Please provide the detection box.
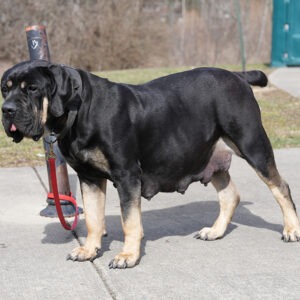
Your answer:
[25,25,82,218]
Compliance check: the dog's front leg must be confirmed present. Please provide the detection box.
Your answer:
[109,175,143,269]
[68,178,106,261]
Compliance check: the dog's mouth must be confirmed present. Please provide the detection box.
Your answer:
[5,122,24,143]
[4,121,43,143]
[32,134,43,141]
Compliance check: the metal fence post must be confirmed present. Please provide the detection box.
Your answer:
[25,25,82,218]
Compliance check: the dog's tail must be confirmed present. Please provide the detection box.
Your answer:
[233,70,268,87]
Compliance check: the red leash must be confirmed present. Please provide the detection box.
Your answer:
[48,146,79,230]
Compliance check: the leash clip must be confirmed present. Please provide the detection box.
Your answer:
[45,132,57,159]
[48,141,56,159]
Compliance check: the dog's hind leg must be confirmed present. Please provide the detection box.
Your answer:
[226,124,300,242]
[256,165,300,242]
[195,170,240,240]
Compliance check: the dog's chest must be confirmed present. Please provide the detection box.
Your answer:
[75,148,111,175]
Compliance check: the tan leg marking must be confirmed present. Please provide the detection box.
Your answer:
[195,171,240,240]
[109,198,143,268]
[257,167,300,242]
[68,179,107,261]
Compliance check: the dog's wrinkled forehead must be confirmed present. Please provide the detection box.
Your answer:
[1,60,51,90]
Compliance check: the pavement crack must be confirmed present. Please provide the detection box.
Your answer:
[31,166,118,299]
[31,166,48,193]
[71,230,119,300]
[90,262,119,300]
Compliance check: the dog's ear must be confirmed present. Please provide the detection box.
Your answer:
[48,64,80,117]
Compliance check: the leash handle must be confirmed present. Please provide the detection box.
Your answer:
[48,156,79,230]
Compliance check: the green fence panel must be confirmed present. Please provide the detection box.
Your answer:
[271,0,300,66]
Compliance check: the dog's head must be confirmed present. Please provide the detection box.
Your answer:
[1,60,81,143]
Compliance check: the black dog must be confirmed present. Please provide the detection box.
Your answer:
[2,60,300,269]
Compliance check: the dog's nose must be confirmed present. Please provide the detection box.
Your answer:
[2,101,17,117]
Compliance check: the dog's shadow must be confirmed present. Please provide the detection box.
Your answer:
[41,200,283,259]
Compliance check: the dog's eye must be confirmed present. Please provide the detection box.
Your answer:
[27,85,38,92]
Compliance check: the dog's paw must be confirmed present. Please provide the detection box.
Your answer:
[282,227,300,242]
[108,252,139,269]
[194,227,223,241]
[67,246,100,262]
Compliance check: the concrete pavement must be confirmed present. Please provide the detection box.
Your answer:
[269,67,300,98]
[1,148,300,299]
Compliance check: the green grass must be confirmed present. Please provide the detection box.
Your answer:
[257,88,300,148]
[0,133,45,167]
[0,65,299,167]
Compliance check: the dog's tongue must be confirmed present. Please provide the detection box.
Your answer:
[10,124,17,132]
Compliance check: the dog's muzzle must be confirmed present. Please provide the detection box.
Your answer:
[2,101,25,143]
[2,100,17,118]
